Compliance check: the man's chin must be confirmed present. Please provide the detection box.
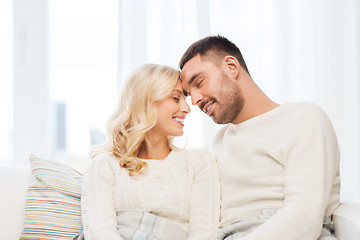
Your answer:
[210,112,236,124]
[211,115,228,125]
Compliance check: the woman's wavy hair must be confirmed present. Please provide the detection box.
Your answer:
[93,64,180,176]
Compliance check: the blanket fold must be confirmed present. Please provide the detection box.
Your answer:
[74,210,187,240]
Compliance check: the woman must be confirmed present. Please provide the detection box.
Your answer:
[80,64,220,240]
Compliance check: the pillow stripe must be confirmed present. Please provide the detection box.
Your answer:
[20,155,83,240]
[25,207,81,215]
[23,222,82,230]
[22,230,76,235]
[27,188,81,199]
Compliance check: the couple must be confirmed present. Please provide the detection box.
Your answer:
[80,36,340,240]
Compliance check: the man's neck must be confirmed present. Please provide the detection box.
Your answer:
[233,79,279,124]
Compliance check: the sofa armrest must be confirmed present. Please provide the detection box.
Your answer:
[333,202,360,240]
[0,165,35,240]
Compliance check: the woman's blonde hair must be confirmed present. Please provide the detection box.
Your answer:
[93,64,180,176]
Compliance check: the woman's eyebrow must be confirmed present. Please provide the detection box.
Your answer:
[172,89,182,94]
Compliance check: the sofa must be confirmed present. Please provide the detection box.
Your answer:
[1,164,360,240]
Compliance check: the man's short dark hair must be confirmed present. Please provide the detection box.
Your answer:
[179,35,250,75]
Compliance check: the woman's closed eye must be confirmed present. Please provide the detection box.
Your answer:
[171,92,181,102]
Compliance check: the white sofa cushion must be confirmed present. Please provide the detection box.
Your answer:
[333,202,360,240]
[0,164,34,240]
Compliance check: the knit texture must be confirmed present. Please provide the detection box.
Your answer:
[81,149,220,240]
[213,102,340,240]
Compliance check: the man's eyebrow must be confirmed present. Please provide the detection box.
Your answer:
[187,73,201,86]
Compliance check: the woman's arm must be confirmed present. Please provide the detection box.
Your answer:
[81,155,124,240]
[188,150,220,240]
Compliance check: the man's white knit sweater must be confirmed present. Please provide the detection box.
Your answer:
[81,149,220,240]
[213,102,340,240]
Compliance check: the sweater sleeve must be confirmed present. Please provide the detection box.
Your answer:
[188,150,220,240]
[81,155,124,240]
[239,106,340,240]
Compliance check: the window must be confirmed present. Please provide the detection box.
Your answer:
[0,0,13,164]
[49,0,119,167]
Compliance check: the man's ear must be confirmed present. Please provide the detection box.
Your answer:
[223,56,240,79]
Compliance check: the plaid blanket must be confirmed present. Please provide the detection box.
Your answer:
[74,210,187,240]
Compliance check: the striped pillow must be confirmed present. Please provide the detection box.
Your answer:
[20,155,83,239]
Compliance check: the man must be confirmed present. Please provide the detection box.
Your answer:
[179,35,340,240]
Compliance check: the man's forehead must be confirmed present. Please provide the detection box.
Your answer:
[180,55,203,81]
[183,54,202,67]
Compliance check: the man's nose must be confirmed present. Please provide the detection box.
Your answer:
[191,91,203,106]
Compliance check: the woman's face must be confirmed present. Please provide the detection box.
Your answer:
[153,79,190,137]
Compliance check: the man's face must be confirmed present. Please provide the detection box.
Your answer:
[181,54,244,124]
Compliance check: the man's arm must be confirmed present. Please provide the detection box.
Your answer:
[239,106,340,240]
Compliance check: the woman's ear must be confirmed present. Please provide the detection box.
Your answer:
[224,56,240,79]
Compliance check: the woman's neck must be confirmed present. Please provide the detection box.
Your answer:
[138,134,171,160]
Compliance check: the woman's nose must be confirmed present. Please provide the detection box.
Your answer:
[181,98,191,114]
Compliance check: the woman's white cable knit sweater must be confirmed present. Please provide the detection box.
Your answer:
[81,149,220,240]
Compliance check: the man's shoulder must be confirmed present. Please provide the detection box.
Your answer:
[279,102,337,141]
[277,102,329,122]
[292,101,322,110]
[279,102,322,113]
[288,102,329,118]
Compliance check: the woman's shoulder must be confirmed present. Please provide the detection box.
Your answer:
[92,152,117,161]
[86,153,120,171]
[173,149,218,179]
[173,148,212,155]
[173,148,216,163]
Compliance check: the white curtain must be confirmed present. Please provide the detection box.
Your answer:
[117,0,360,202]
[9,0,358,203]
[268,0,359,203]
[13,0,50,165]
[117,0,216,149]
